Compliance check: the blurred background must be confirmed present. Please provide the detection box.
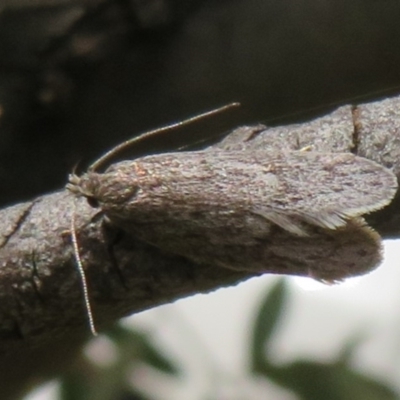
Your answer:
[1,0,400,398]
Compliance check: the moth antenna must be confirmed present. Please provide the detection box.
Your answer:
[88,102,240,172]
[70,200,98,336]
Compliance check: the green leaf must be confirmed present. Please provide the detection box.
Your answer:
[106,324,180,375]
[336,332,365,365]
[256,359,398,400]
[250,278,289,372]
[59,372,88,400]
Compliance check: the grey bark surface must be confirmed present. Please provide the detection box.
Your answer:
[0,94,400,399]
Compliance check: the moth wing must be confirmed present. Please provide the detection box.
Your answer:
[250,151,397,234]
[293,210,353,231]
[252,208,362,236]
[252,210,308,236]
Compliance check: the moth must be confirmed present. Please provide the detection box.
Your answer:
[67,104,398,334]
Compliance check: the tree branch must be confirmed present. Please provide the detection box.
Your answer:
[1,94,400,399]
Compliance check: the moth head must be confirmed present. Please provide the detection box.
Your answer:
[67,173,100,208]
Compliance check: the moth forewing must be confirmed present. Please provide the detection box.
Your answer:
[70,149,397,283]
[83,150,397,232]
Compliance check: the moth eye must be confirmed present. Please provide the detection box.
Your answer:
[87,196,100,208]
